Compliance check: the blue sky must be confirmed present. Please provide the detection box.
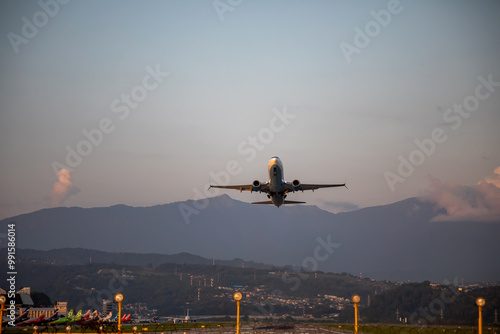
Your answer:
[1,0,499,220]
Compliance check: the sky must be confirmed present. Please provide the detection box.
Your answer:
[1,0,499,221]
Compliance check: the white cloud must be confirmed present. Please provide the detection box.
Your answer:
[50,169,79,207]
[425,166,500,222]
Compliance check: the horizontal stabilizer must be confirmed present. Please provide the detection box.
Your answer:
[251,200,306,205]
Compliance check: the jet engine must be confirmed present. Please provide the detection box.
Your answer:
[252,180,261,192]
[292,179,301,191]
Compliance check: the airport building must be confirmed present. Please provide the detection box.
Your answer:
[0,287,35,315]
[0,287,68,318]
[103,299,114,314]
[27,308,57,318]
[55,301,68,316]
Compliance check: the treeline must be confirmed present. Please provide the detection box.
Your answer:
[360,281,500,325]
[2,259,498,325]
[1,259,392,316]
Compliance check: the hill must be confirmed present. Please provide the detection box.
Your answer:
[1,195,499,282]
[0,258,394,318]
[1,254,497,325]
[362,281,500,325]
[13,248,273,269]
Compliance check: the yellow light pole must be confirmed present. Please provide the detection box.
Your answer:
[115,293,124,333]
[351,294,360,334]
[476,297,485,334]
[233,292,242,334]
[0,296,6,334]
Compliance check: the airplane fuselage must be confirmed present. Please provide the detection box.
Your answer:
[267,157,286,207]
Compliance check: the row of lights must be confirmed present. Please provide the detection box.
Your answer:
[0,292,489,334]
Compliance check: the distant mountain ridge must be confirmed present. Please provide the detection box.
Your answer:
[13,247,273,269]
[2,195,499,282]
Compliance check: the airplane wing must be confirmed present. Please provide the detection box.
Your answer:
[209,182,269,193]
[284,182,346,192]
[299,183,346,190]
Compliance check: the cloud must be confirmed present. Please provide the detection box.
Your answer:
[50,169,80,207]
[484,166,500,188]
[425,166,500,222]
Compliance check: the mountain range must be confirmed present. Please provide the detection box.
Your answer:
[13,247,274,269]
[2,195,499,282]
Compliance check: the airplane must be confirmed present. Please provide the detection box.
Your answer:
[88,310,99,320]
[81,311,112,327]
[99,312,113,323]
[2,308,30,326]
[80,310,100,326]
[69,309,93,325]
[134,316,158,324]
[67,309,82,324]
[168,309,208,323]
[21,311,59,326]
[81,310,92,321]
[37,311,60,325]
[209,156,346,207]
[19,314,45,326]
[121,313,131,323]
[50,309,74,325]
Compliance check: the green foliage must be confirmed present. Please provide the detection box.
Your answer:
[363,282,500,326]
[2,259,499,326]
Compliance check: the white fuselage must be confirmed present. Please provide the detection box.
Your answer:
[267,157,286,207]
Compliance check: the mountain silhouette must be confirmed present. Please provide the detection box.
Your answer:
[2,195,499,282]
